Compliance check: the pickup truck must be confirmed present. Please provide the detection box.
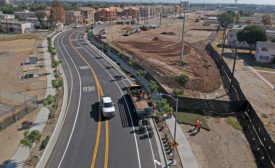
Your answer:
[127,85,153,119]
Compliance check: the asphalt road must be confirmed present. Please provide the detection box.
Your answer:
[45,28,160,168]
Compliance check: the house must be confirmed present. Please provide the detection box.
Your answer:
[65,10,82,25]
[0,20,35,34]
[255,42,275,63]
[174,5,182,14]
[204,17,219,25]
[226,25,250,48]
[78,7,96,25]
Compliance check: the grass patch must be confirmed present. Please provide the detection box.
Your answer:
[225,117,243,131]
[253,66,275,72]
[174,112,210,131]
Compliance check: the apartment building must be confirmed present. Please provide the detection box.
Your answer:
[0,20,35,34]
[255,42,275,63]
[95,8,117,22]
[78,7,96,24]
[65,10,82,25]
[122,7,140,19]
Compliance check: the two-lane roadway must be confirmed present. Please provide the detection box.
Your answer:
[45,28,160,168]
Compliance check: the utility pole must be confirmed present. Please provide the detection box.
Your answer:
[179,1,188,66]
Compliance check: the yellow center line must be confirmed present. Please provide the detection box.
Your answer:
[68,31,109,168]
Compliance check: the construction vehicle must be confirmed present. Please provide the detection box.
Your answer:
[127,85,153,119]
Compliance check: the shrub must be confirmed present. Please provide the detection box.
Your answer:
[40,136,50,150]
[175,74,189,86]
[52,79,63,89]
[117,52,124,58]
[148,80,158,93]
[51,59,61,69]
[127,58,135,67]
[20,130,41,149]
[43,95,56,107]
[136,69,147,78]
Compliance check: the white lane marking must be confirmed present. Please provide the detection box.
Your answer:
[83,86,95,93]
[75,32,142,168]
[57,33,83,168]
[154,159,161,166]
[83,33,158,167]
[37,30,74,168]
[79,66,89,70]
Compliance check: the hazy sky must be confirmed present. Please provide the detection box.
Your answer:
[69,0,275,5]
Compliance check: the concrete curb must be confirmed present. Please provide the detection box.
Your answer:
[36,29,71,168]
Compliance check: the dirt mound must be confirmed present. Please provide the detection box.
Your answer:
[114,40,221,94]
[152,37,161,41]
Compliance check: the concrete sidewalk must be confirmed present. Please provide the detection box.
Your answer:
[5,35,56,168]
[166,116,199,168]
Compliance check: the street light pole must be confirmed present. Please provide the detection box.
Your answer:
[180,1,188,66]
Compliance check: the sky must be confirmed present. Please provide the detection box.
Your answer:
[65,0,275,5]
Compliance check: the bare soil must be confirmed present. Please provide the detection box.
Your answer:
[105,18,226,99]
[181,117,257,168]
[0,32,47,164]
[213,31,275,141]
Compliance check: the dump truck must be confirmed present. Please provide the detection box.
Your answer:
[128,85,153,118]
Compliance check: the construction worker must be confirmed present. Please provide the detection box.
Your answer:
[195,119,202,132]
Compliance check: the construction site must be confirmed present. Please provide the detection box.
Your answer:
[92,12,260,168]
[104,14,226,99]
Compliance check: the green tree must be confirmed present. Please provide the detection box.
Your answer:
[217,10,235,28]
[36,11,48,28]
[2,5,16,14]
[262,14,272,25]
[148,80,158,93]
[237,25,267,54]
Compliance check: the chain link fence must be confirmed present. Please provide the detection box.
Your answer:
[0,91,38,131]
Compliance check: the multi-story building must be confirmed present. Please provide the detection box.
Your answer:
[255,42,275,63]
[0,12,14,21]
[65,10,82,25]
[0,20,35,34]
[174,5,182,14]
[95,8,117,22]
[122,7,140,19]
[78,7,95,25]
[0,0,9,4]
[14,10,36,21]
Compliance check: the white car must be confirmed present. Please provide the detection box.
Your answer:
[100,96,115,118]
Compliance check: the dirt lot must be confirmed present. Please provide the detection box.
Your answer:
[213,31,275,141]
[0,32,47,164]
[181,117,257,168]
[105,18,226,99]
